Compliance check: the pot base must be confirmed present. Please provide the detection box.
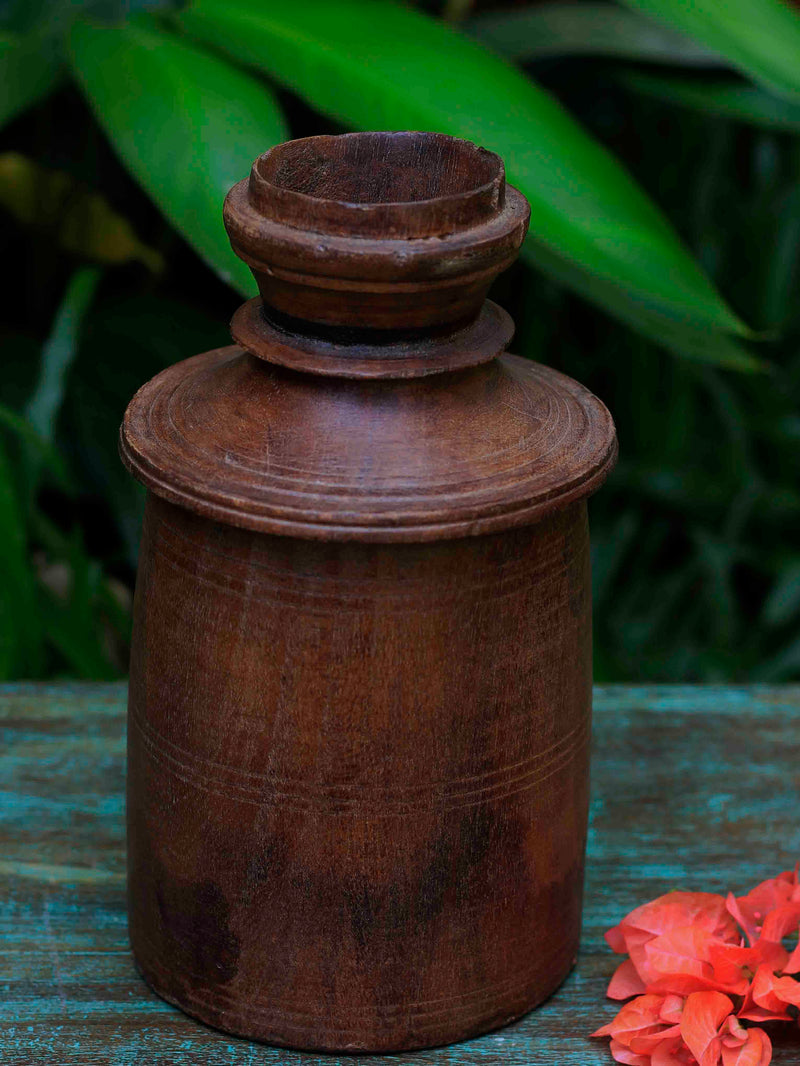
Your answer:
[132,946,578,1053]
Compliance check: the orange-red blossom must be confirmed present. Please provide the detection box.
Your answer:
[592,868,800,1066]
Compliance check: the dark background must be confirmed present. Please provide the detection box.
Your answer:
[1,0,799,682]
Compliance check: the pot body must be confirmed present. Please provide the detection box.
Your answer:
[127,490,593,1052]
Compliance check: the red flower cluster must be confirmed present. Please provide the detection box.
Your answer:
[592,868,800,1066]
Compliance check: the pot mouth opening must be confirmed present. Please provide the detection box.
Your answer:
[248,131,505,239]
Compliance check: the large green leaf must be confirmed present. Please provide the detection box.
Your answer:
[468,2,724,66]
[0,30,62,128]
[0,403,73,491]
[0,0,181,35]
[621,0,800,104]
[68,16,288,295]
[621,70,800,132]
[26,267,102,442]
[526,238,763,371]
[177,0,748,341]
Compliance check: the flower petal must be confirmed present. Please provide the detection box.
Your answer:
[608,958,648,1001]
[680,991,733,1066]
[652,1037,696,1066]
[606,924,630,954]
[592,994,667,1040]
[707,940,783,992]
[783,933,800,975]
[648,973,735,996]
[630,1024,682,1054]
[726,893,757,947]
[739,965,793,1022]
[770,973,800,1007]
[720,1015,748,1043]
[727,873,798,945]
[720,1027,772,1066]
[736,1004,791,1024]
[660,995,685,1024]
[610,1039,650,1065]
[646,927,713,978]
[643,928,746,995]
[623,892,738,941]
[759,902,800,943]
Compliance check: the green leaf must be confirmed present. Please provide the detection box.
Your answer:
[621,70,800,132]
[177,0,749,341]
[0,0,180,35]
[760,186,800,328]
[592,509,641,608]
[0,436,43,678]
[0,152,165,270]
[620,0,800,104]
[525,238,764,371]
[756,631,800,681]
[0,404,73,491]
[467,2,724,65]
[26,267,102,442]
[38,534,121,680]
[762,561,800,628]
[0,30,62,128]
[63,292,230,567]
[68,15,288,295]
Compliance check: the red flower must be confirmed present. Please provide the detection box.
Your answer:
[607,893,739,956]
[708,939,788,980]
[593,868,800,1066]
[680,991,734,1066]
[592,990,773,1066]
[608,958,648,1000]
[784,932,800,975]
[651,1038,698,1065]
[644,927,749,997]
[605,892,742,997]
[725,868,800,947]
[739,964,800,1022]
[592,994,684,1065]
[719,1016,772,1066]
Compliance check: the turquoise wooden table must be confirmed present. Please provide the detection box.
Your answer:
[2,684,799,1065]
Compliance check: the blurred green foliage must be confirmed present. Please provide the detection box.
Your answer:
[0,0,798,681]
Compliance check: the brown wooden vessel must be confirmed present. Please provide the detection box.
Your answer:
[121,131,617,1053]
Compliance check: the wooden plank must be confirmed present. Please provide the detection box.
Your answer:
[1,684,799,1065]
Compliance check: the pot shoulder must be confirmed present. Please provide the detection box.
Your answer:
[120,346,616,542]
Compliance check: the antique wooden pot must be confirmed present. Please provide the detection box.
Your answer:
[121,131,617,1053]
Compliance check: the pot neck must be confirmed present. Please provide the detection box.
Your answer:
[222,131,530,379]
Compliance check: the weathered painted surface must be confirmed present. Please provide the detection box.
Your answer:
[1,684,799,1064]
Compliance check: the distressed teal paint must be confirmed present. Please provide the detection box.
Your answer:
[1,684,799,1064]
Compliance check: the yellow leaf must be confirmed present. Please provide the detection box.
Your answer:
[0,151,163,271]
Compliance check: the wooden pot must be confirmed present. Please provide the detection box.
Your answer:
[121,131,617,1053]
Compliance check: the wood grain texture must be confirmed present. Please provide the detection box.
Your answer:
[119,347,616,542]
[228,297,516,379]
[119,130,617,1051]
[2,685,800,1064]
[223,132,530,329]
[125,496,593,1051]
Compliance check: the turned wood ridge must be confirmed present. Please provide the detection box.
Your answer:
[122,131,616,541]
[119,132,618,1053]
